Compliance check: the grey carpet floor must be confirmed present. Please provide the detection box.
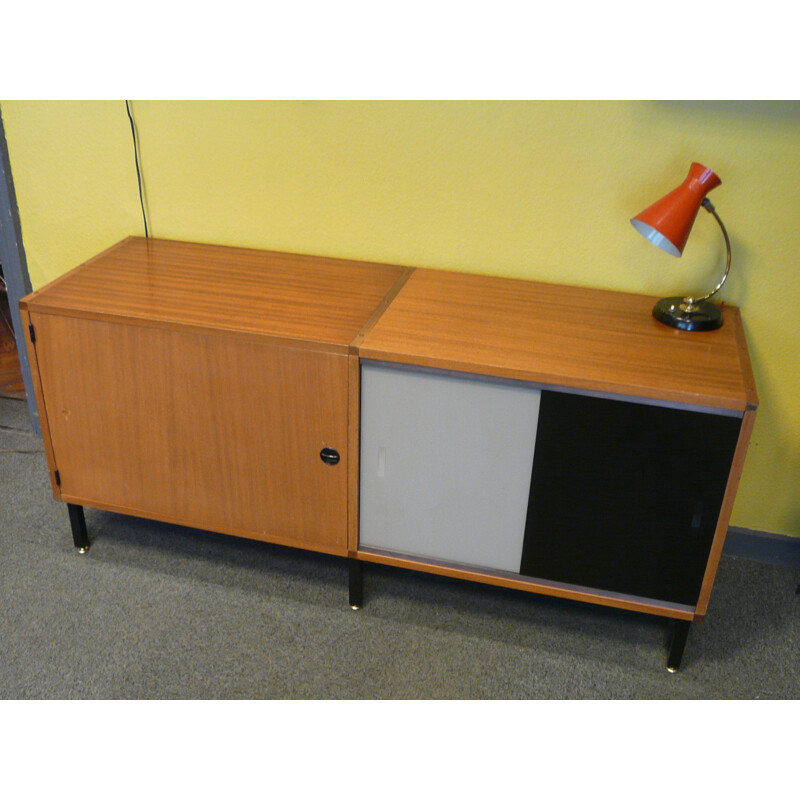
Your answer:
[1,396,798,699]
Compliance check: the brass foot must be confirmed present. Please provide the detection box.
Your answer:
[77,546,89,554]
[666,666,679,674]
[350,604,361,611]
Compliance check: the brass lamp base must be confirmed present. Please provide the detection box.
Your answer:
[653,296,723,332]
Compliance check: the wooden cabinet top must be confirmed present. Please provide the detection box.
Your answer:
[359,267,758,412]
[21,237,408,352]
[22,237,757,411]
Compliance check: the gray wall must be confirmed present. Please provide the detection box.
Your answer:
[0,109,39,434]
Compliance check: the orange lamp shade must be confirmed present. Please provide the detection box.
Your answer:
[631,162,721,257]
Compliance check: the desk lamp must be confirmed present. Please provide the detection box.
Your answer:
[631,162,731,331]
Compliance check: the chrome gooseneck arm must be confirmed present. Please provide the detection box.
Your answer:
[682,198,732,309]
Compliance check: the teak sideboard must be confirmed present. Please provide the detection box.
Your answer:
[20,237,758,671]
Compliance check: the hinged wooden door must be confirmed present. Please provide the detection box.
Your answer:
[31,312,350,554]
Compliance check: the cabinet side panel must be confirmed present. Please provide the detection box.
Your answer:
[31,313,349,550]
[18,307,60,496]
[359,363,540,572]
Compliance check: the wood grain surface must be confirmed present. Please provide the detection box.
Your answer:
[21,237,758,622]
[359,268,756,412]
[19,307,60,495]
[0,289,25,398]
[31,311,351,552]
[22,237,408,352]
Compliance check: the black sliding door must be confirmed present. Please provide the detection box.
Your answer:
[519,391,741,606]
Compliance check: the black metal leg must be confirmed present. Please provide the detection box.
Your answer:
[67,503,90,553]
[348,558,363,610]
[667,620,691,673]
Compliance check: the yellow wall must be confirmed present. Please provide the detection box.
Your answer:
[2,100,799,536]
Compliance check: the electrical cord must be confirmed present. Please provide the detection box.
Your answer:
[125,100,149,237]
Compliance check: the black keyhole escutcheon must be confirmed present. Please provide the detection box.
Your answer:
[320,447,340,466]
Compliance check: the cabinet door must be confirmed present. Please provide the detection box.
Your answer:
[359,362,541,571]
[519,391,742,606]
[32,313,349,553]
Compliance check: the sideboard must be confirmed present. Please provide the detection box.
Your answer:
[20,237,758,671]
